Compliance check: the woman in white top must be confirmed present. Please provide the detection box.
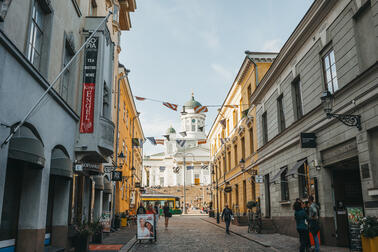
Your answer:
[138,218,150,238]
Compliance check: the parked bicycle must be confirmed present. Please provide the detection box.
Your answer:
[247,201,262,233]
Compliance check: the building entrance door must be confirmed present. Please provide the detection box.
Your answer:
[264,174,271,218]
[330,157,363,247]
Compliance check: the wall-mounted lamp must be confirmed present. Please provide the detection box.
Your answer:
[311,159,322,171]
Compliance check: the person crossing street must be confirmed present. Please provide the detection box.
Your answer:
[221,204,233,234]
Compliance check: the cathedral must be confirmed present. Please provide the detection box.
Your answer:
[142,95,211,207]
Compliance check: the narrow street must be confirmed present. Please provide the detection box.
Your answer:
[129,216,273,252]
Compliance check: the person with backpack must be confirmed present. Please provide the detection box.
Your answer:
[137,202,146,214]
[294,201,309,252]
[163,202,171,230]
[221,204,233,234]
[308,196,320,252]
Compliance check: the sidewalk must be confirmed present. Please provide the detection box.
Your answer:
[202,217,349,252]
[89,225,136,252]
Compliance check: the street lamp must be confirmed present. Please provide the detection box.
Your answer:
[320,90,361,130]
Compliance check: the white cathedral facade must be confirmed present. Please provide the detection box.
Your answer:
[142,95,211,188]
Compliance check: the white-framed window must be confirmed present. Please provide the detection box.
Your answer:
[27,0,44,69]
[323,49,338,94]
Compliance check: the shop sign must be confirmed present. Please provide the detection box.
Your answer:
[224,186,232,193]
[300,133,316,148]
[346,207,363,251]
[135,182,141,188]
[75,164,83,172]
[255,175,264,183]
[79,37,98,133]
[104,165,114,173]
[112,171,122,181]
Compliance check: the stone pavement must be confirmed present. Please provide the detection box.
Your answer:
[89,224,136,252]
[203,217,350,252]
[128,215,274,252]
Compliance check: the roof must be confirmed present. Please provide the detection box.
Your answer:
[184,95,202,109]
[166,126,176,134]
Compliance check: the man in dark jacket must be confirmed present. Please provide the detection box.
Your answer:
[221,204,233,234]
[137,202,146,214]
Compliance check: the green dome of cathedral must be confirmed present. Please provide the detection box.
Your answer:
[166,126,176,134]
[184,95,202,109]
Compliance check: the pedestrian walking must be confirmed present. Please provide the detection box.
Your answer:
[137,202,146,214]
[146,204,155,214]
[221,204,233,234]
[154,202,160,222]
[163,202,171,229]
[294,201,309,252]
[308,196,320,252]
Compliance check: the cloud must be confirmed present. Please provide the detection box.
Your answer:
[261,39,283,52]
[211,63,233,82]
[201,31,221,50]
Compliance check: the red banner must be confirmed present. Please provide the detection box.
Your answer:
[79,83,96,133]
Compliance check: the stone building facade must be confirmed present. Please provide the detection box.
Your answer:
[251,0,378,247]
[0,0,137,251]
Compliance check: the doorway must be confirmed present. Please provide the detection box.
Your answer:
[330,157,363,247]
[264,174,271,218]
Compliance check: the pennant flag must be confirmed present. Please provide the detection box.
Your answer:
[132,138,140,147]
[163,134,170,141]
[219,119,227,129]
[224,105,239,108]
[176,139,186,147]
[156,139,165,145]
[139,139,144,147]
[146,137,156,145]
[201,165,208,170]
[198,126,204,132]
[220,138,228,144]
[198,139,207,145]
[194,105,208,113]
[135,96,146,101]
[163,102,178,111]
[173,166,180,173]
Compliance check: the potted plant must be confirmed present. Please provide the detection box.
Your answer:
[72,220,93,252]
[90,219,103,244]
[360,216,378,251]
[120,212,127,227]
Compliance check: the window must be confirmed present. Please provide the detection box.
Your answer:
[235,184,239,207]
[89,0,97,15]
[247,85,252,105]
[102,83,109,118]
[298,162,309,198]
[194,174,200,185]
[27,0,44,69]
[280,167,289,201]
[323,49,338,94]
[262,112,268,145]
[233,110,238,127]
[61,39,74,101]
[126,110,129,128]
[234,144,238,167]
[241,137,245,159]
[227,151,231,172]
[113,4,119,22]
[251,179,256,201]
[277,94,285,133]
[292,77,303,120]
[159,177,164,186]
[249,127,254,154]
[226,119,230,135]
[123,103,126,121]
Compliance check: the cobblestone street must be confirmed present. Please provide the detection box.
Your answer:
[129,216,273,252]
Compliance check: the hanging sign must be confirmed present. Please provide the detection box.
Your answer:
[224,186,232,193]
[135,182,141,188]
[79,37,98,133]
[112,171,122,181]
[255,175,264,183]
[300,133,317,148]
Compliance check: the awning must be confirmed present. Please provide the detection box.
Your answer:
[104,176,112,194]
[287,159,306,177]
[8,126,45,168]
[93,176,104,190]
[270,167,287,183]
[50,148,72,178]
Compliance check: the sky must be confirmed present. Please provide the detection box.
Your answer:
[119,0,314,155]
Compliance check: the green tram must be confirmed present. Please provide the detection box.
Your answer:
[141,194,182,215]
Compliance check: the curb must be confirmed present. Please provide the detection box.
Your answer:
[120,236,137,252]
[200,218,277,250]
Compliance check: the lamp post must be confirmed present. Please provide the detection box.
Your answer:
[320,91,361,130]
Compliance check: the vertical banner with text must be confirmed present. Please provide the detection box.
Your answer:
[80,37,98,133]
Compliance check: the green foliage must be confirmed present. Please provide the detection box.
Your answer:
[89,219,103,235]
[73,219,93,237]
[360,216,378,238]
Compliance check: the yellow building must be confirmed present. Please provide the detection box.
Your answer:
[208,52,276,217]
[114,65,144,215]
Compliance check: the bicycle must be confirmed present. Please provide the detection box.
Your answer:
[247,207,262,233]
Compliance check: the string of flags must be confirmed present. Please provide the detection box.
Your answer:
[144,136,207,146]
[134,95,250,113]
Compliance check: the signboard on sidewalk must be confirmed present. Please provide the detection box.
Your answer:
[79,37,98,133]
[137,214,155,240]
[346,207,363,251]
[101,211,111,233]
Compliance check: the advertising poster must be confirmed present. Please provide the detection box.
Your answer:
[101,211,111,233]
[346,207,363,251]
[137,214,154,240]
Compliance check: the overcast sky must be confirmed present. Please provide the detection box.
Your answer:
[119,0,314,155]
